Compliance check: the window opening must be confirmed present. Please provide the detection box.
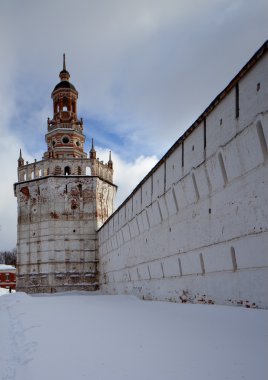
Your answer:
[64,166,71,175]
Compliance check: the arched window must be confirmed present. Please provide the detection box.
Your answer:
[77,166,82,175]
[86,166,91,176]
[64,166,71,175]
[63,97,68,111]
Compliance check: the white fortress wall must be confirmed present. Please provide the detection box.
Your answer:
[98,43,268,308]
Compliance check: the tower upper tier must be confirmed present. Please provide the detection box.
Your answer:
[45,54,86,159]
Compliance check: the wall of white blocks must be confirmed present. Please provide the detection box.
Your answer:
[98,50,268,308]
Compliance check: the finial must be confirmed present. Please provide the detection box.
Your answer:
[59,53,70,81]
[63,53,66,71]
[90,138,96,159]
[18,148,24,167]
[108,150,113,169]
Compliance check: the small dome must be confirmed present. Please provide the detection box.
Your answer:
[52,80,77,93]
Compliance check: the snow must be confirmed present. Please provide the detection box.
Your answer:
[0,292,267,380]
[0,287,10,296]
[0,264,15,271]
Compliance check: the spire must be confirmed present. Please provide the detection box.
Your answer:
[108,150,113,169]
[91,138,95,151]
[18,148,24,167]
[63,53,66,71]
[59,53,70,81]
[90,138,96,159]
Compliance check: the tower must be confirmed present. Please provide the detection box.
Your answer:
[14,56,117,293]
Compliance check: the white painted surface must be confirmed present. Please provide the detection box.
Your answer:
[98,50,268,308]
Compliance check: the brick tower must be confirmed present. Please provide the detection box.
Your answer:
[14,55,117,293]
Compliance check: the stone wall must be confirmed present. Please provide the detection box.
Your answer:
[98,44,268,308]
[15,175,116,293]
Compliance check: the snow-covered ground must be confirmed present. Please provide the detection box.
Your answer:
[0,287,10,296]
[0,292,267,380]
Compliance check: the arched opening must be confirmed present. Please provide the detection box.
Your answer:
[77,166,82,175]
[256,120,268,161]
[63,97,69,111]
[86,166,91,176]
[64,166,71,175]
[31,171,34,179]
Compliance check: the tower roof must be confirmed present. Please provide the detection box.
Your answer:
[52,54,77,94]
[53,81,77,92]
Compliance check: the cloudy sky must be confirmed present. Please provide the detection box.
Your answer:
[0,0,267,250]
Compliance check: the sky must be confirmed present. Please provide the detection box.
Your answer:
[0,0,267,250]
